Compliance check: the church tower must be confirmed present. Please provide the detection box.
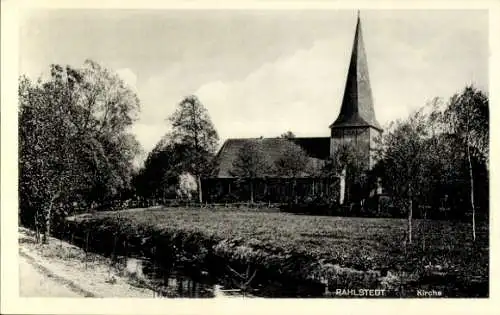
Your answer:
[330,12,382,169]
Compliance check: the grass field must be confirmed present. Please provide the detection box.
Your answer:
[67,207,489,297]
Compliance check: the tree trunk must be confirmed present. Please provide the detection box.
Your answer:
[422,208,427,251]
[293,178,298,204]
[197,176,203,205]
[264,180,268,202]
[42,194,58,244]
[42,204,50,244]
[408,185,413,245]
[250,180,254,204]
[466,143,476,241]
[34,210,40,243]
[339,168,346,205]
[377,195,381,215]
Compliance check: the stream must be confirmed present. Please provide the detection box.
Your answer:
[111,255,327,298]
[114,255,248,298]
[56,224,488,298]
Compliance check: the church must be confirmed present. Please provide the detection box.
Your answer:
[206,13,382,204]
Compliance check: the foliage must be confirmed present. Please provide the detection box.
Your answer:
[176,173,198,201]
[19,60,141,242]
[375,109,429,203]
[443,86,489,168]
[324,142,367,178]
[230,142,273,203]
[375,108,435,243]
[166,95,219,203]
[279,131,296,139]
[323,142,369,204]
[273,141,310,177]
[133,139,207,200]
[441,86,489,240]
[167,95,219,171]
[230,142,272,179]
[373,86,489,238]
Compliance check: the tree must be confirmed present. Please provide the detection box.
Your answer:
[176,173,198,204]
[323,142,368,206]
[19,60,141,243]
[274,141,310,203]
[133,137,201,202]
[279,131,296,139]
[274,141,309,177]
[133,139,172,201]
[167,95,219,204]
[442,86,489,241]
[369,86,488,245]
[375,110,429,244]
[77,61,141,204]
[19,74,92,242]
[230,142,272,203]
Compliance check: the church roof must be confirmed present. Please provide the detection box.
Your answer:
[330,13,382,131]
[212,137,330,178]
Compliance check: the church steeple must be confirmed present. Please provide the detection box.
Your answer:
[330,12,382,131]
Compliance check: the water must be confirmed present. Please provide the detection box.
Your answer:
[113,256,488,298]
[113,256,326,298]
[58,228,312,298]
[61,228,428,298]
[115,256,250,298]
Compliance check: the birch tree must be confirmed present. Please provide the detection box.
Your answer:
[442,86,489,241]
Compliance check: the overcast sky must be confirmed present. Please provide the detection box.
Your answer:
[19,9,488,160]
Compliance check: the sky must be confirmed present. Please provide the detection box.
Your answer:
[19,9,489,163]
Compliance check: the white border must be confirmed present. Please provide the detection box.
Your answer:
[2,1,499,314]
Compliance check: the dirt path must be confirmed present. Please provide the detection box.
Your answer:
[18,227,156,298]
[19,254,81,297]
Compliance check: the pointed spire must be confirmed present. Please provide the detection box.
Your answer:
[330,11,382,131]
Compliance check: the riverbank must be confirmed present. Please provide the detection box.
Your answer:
[64,207,489,297]
[19,227,156,298]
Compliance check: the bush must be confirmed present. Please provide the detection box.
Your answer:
[280,195,339,216]
[363,194,401,218]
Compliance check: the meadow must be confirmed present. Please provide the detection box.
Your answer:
[65,207,489,297]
